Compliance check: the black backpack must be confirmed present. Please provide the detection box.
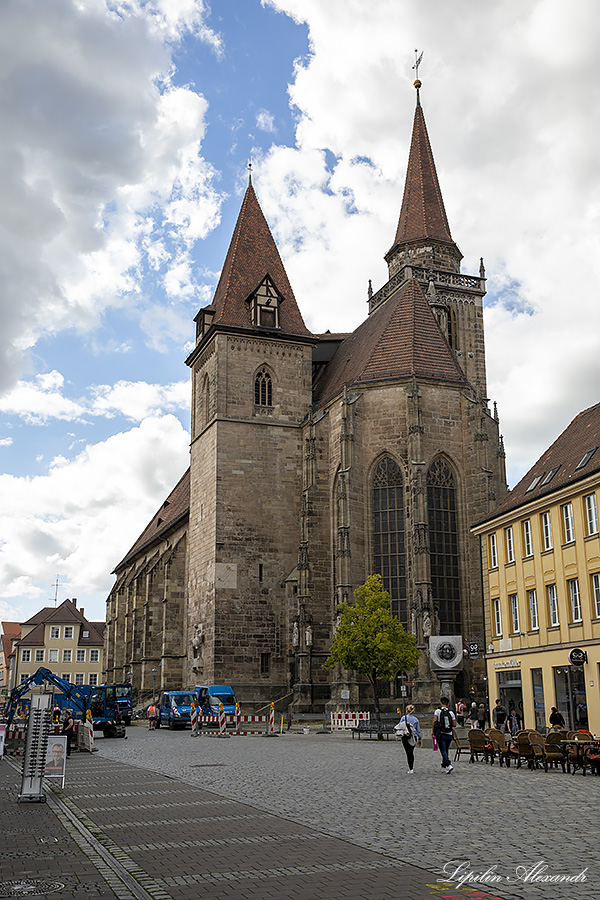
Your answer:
[438,708,453,734]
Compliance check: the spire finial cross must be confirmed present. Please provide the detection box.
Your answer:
[248,156,253,185]
[413,49,423,80]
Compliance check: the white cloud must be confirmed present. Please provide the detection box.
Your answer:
[0,0,224,392]
[256,109,276,133]
[0,372,189,424]
[0,437,13,447]
[0,415,190,621]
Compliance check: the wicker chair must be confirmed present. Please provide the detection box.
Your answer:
[509,732,535,768]
[528,732,549,771]
[468,728,494,764]
[543,732,566,771]
[487,727,512,767]
[452,728,469,762]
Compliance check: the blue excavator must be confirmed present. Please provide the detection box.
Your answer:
[4,668,126,738]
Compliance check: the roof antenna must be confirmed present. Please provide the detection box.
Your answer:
[412,49,423,105]
[248,156,253,186]
[50,574,63,608]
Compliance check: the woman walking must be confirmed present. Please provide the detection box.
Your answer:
[62,708,75,758]
[396,704,422,774]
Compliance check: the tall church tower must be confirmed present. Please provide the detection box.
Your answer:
[185,179,314,702]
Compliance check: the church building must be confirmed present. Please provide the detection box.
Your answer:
[105,81,507,713]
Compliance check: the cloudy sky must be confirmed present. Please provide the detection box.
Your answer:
[1,0,599,626]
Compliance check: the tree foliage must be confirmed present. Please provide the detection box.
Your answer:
[324,574,420,719]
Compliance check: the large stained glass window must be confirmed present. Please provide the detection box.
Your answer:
[372,457,406,624]
[427,457,461,634]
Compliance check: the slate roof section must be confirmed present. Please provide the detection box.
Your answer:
[210,183,312,339]
[114,469,190,571]
[313,278,468,408]
[390,101,454,252]
[476,402,600,524]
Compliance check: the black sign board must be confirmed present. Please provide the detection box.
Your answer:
[468,641,480,659]
[568,648,587,666]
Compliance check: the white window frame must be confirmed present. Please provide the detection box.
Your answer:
[541,511,553,550]
[75,673,85,685]
[20,673,30,683]
[547,584,559,626]
[62,649,72,663]
[21,649,31,663]
[505,527,515,563]
[492,597,502,636]
[593,573,600,619]
[568,578,582,623]
[489,533,498,568]
[64,626,74,639]
[562,502,575,543]
[528,589,539,631]
[50,626,60,639]
[88,673,98,686]
[510,593,520,633]
[35,649,44,663]
[90,649,99,663]
[585,493,598,536]
[61,673,70,682]
[76,649,86,663]
[522,519,533,557]
[48,649,59,664]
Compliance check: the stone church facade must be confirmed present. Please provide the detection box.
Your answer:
[105,84,507,713]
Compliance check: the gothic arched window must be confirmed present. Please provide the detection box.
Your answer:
[372,456,407,624]
[427,457,461,634]
[254,367,272,407]
[447,306,458,350]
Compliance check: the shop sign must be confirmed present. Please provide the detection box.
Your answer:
[468,641,480,659]
[568,647,587,666]
[493,657,521,669]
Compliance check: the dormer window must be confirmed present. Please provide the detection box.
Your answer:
[195,306,215,341]
[250,276,281,329]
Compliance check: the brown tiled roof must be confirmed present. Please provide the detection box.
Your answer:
[314,278,467,407]
[1,622,21,637]
[477,402,600,523]
[21,608,54,626]
[17,622,45,646]
[210,183,312,338]
[114,469,190,571]
[390,101,454,251]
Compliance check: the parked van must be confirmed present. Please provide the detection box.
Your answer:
[158,691,196,729]
[195,685,237,717]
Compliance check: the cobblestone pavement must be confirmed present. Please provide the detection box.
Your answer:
[1,745,510,900]
[97,726,597,900]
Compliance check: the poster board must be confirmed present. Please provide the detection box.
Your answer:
[0,724,5,757]
[44,735,67,787]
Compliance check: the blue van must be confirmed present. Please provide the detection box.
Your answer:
[195,685,237,717]
[158,691,196,729]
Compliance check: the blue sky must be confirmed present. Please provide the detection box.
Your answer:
[1,0,600,625]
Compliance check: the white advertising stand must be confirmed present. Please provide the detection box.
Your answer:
[0,723,6,757]
[18,693,54,802]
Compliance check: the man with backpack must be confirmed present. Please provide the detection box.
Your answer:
[432,697,457,773]
[492,698,507,733]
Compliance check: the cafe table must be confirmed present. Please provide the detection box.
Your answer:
[560,736,594,775]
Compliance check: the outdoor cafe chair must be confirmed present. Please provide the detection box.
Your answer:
[452,728,469,762]
[543,732,566,772]
[468,728,494,764]
[509,732,536,769]
[487,727,512,767]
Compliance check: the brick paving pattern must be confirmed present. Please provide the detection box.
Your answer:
[5,725,597,900]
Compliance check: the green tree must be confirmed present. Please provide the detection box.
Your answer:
[324,574,420,721]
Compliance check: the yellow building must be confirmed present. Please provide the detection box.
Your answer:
[11,599,105,692]
[472,403,600,734]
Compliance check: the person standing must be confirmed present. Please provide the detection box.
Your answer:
[507,706,521,735]
[396,705,422,774]
[477,703,487,729]
[492,699,507,733]
[433,698,456,773]
[456,699,466,727]
[549,707,565,729]
[61,708,75,758]
[147,703,158,730]
[469,701,478,729]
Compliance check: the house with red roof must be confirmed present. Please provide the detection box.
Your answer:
[105,81,507,713]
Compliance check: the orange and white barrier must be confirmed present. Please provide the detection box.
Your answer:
[330,712,371,731]
[268,702,275,735]
[190,703,199,736]
[4,725,27,757]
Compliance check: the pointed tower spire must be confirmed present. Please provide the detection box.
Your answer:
[208,183,311,338]
[385,78,462,278]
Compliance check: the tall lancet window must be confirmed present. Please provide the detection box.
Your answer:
[254,367,272,407]
[372,457,407,624]
[427,457,461,634]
